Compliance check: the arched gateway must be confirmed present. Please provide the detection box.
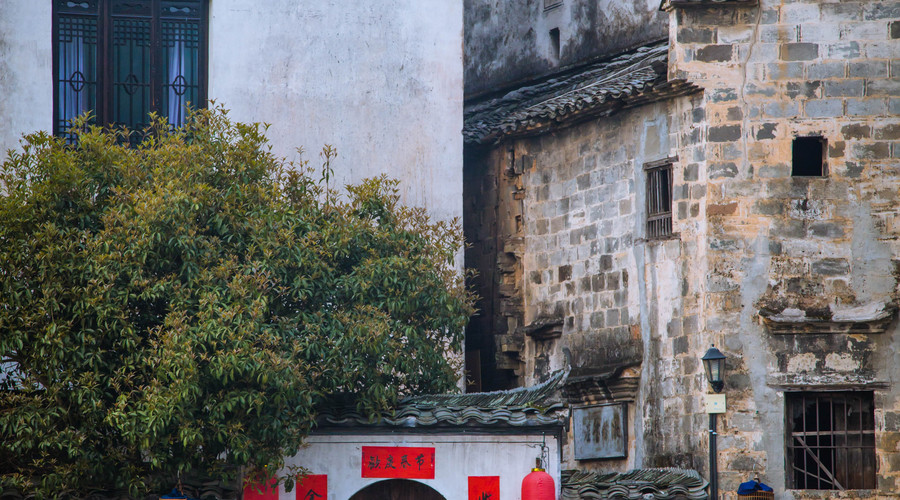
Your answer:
[349,479,446,500]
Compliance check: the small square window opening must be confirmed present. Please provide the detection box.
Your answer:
[549,28,560,62]
[792,136,827,177]
[644,157,676,239]
[786,391,876,490]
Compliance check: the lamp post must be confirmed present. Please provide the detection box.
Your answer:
[701,345,726,500]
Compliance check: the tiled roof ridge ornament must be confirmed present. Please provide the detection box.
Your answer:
[316,370,571,429]
[401,368,569,409]
[561,468,710,500]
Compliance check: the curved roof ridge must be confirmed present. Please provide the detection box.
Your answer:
[400,369,568,409]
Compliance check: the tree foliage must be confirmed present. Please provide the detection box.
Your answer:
[0,109,473,497]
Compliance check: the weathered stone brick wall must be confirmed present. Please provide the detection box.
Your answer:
[669,0,900,496]
[464,93,708,471]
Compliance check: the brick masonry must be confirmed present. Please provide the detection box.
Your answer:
[464,0,900,494]
[670,0,900,496]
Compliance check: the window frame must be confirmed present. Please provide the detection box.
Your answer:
[52,0,209,138]
[785,391,876,491]
[644,156,677,240]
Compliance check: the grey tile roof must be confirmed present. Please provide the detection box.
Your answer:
[562,468,709,500]
[317,370,568,429]
[463,41,701,145]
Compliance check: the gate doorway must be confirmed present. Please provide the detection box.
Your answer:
[348,479,446,500]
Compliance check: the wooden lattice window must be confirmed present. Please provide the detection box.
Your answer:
[53,0,208,141]
[644,157,675,239]
[786,392,876,490]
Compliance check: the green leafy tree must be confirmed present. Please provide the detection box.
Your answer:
[0,108,473,497]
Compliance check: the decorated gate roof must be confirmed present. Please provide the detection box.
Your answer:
[316,370,568,430]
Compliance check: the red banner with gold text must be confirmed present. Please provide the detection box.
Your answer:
[361,446,436,478]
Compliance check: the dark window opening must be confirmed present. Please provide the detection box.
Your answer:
[792,136,826,176]
[53,0,208,143]
[786,392,876,490]
[645,157,675,239]
[549,28,560,62]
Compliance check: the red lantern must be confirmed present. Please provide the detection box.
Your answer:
[522,468,555,500]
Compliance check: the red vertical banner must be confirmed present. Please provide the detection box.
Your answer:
[243,478,278,500]
[295,474,327,500]
[361,446,436,479]
[469,476,500,500]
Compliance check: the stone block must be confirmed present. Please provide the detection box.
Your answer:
[779,43,819,61]
[673,335,688,355]
[677,27,716,44]
[808,62,845,80]
[766,62,804,80]
[716,25,752,44]
[709,87,737,103]
[825,41,860,59]
[786,81,822,99]
[801,23,842,43]
[684,163,699,182]
[805,99,843,118]
[891,98,900,115]
[847,98,887,116]
[709,124,742,142]
[756,123,777,140]
[864,2,900,21]
[867,79,900,97]
[691,185,706,200]
[875,124,900,140]
[809,222,845,238]
[760,24,798,43]
[709,162,738,179]
[812,258,850,276]
[841,123,872,139]
[696,44,734,63]
[758,165,791,178]
[589,311,604,329]
[852,142,891,160]
[605,308,619,327]
[708,202,738,216]
[781,3,820,23]
[828,141,845,159]
[824,80,864,97]
[850,60,888,78]
[863,41,900,59]
[841,21,887,41]
[764,101,800,119]
[824,3,863,20]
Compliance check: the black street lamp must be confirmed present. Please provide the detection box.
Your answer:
[701,345,727,500]
[701,345,726,393]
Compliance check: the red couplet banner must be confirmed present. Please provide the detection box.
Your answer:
[243,478,278,500]
[469,476,500,500]
[361,446,436,479]
[295,474,327,500]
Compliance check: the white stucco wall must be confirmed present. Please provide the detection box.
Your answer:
[208,1,463,222]
[0,1,52,157]
[0,1,463,223]
[278,432,561,500]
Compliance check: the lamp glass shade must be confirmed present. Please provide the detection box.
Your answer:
[701,346,726,393]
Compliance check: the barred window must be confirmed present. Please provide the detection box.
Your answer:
[786,392,876,490]
[644,157,675,239]
[53,0,208,142]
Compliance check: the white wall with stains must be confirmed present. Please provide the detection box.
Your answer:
[0,0,462,223]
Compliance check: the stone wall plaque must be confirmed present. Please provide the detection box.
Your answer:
[573,403,627,460]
